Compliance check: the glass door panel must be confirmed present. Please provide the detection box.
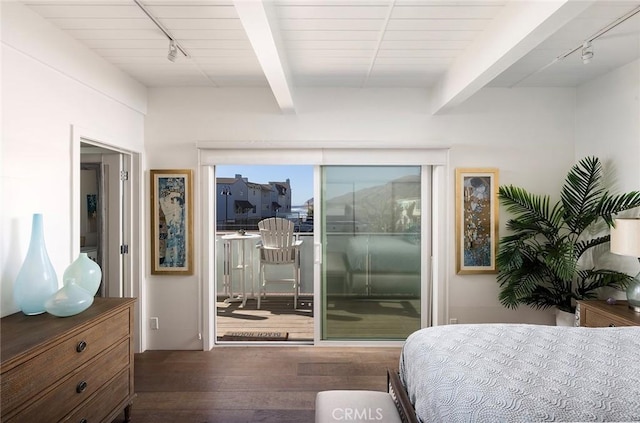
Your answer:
[321,166,422,340]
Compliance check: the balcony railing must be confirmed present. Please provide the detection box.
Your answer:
[216,232,314,297]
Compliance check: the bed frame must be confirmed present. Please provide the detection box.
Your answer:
[387,369,419,423]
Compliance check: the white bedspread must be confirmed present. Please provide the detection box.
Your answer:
[399,324,640,422]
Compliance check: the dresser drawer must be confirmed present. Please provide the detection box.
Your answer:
[584,308,633,327]
[4,338,130,423]
[64,368,131,423]
[1,308,130,416]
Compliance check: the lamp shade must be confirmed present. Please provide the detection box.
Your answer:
[611,218,640,257]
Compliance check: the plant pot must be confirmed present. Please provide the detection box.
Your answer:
[555,309,576,327]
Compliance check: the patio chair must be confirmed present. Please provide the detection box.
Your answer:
[257,217,303,309]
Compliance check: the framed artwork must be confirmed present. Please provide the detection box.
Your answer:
[87,194,97,233]
[455,168,499,274]
[150,169,194,275]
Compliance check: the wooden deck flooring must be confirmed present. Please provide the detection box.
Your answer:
[216,295,314,342]
[216,295,421,342]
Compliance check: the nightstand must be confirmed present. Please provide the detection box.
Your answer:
[576,300,640,327]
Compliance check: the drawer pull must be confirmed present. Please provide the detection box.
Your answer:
[80,419,88,423]
[609,323,616,327]
[76,340,87,353]
[76,380,88,393]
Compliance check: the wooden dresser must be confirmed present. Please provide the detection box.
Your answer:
[576,300,640,327]
[1,297,136,423]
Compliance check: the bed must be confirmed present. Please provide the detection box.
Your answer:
[388,324,640,423]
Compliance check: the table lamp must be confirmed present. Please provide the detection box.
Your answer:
[610,218,640,312]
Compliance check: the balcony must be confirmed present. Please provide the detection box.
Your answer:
[215,230,421,342]
[215,232,314,342]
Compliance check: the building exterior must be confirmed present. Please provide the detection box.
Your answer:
[215,174,292,227]
[268,179,292,217]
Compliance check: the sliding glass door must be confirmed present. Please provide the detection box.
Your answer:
[199,144,444,348]
[321,166,422,340]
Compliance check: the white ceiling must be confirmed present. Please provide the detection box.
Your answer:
[19,0,640,112]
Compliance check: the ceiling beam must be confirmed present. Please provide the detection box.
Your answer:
[430,0,595,115]
[234,0,295,114]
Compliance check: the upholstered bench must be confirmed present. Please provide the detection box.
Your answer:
[315,390,402,423]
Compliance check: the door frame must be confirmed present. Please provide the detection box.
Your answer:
[198,142,449,349]
[71,124,144,353]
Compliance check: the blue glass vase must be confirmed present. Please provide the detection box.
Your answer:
[14,214,59,315]
[45,278,94,317]
[63,253,102,296]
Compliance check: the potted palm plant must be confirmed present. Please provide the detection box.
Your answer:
[497,156,640,322]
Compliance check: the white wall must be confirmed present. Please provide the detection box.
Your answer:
[576,59,640,193]
[575,59,640,289]
[144,85,577,348]
[446,87,576,325]
[1,3,146,316]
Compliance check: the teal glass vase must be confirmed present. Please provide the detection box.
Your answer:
[45,278,94,317]
[63,253,102,296]
[14,214,59,315]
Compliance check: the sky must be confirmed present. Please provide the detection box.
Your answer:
[217,165,313,206]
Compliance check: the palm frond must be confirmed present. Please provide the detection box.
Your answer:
[505,219,559,244]
[576,269,632,295]
[596,191,640,226]
[499,186,559,230]
[498,253,555,308]
[561,156,604,233]
[526,285,571,310]
[542,241,576,282]
[574,235,609,259]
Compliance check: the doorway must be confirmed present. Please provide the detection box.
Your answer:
[211,164,430,343]
[79,142,129,298]
[72,126,143,353]
[321,166,423,340]
[200,143,448,349]
[214,165,314,343]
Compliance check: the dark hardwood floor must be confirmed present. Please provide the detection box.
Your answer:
[114,346,401,423]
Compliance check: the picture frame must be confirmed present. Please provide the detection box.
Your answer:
[455,168,499,274]
[150,169,194,275]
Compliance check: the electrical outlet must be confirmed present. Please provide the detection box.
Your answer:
[150,317,159,330]
[449,318,458,324]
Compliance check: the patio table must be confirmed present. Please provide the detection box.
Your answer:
[222,233,260,308]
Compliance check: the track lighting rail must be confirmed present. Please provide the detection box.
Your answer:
[555,4,640,62]
[133,0,190,60]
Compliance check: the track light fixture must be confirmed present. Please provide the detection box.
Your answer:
[167,40,178,62]
[581,41,593,64]
[508,5,640,87]
[134,0,189,62]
